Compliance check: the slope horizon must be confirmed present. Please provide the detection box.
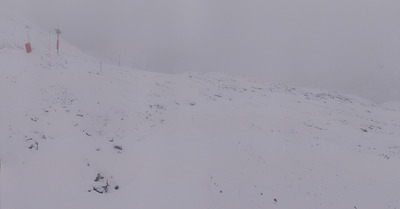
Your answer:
[3,0,400,104]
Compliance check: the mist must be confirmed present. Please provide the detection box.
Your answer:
[5,0,400,103]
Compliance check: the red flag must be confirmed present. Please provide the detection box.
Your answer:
[25,42,32,53]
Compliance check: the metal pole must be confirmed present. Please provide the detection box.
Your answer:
[57,34,59,55]
[55,29,61,55]
[49,32,51,57]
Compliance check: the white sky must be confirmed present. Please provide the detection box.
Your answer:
[4,0,400,103]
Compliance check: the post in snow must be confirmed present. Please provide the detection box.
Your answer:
[25,31,32,53]
[55,29,62,55]
[49,32,51,57]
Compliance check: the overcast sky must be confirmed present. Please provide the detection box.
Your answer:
[5,0,400,103]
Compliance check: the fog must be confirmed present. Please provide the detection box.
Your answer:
[5,0,400,103]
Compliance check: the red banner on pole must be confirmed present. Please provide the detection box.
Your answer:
[57,40,59,52]
[25,42,32,53]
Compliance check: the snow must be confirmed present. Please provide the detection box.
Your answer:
[1,6,400,209]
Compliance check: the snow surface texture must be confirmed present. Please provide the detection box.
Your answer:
[1,7,400,209]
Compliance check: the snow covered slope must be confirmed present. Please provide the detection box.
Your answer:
[1,7,400,209]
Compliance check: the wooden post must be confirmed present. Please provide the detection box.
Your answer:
[49,32,51,57]
[55,29,62,55]
[56,34,59,54]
